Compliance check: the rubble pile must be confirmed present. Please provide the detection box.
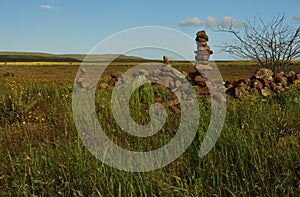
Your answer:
[107,67,300,99]
[225,68,300,98]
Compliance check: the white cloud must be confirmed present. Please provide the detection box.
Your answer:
[40,5,54,9]
[221,16,244,27]
[178,18,202,27]
[293,14,300,21]
[179,16,244,28]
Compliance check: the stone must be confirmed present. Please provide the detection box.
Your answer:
[195,65,210,72]
[175,80,182,88]
[274,76,288,87]
[197,38,208,43]
[79,79,90,88]
[81,68,87,73]
[261,88,272,97]
[197,45,213,53]
[180,83,191,91]
[196,30,209,41]
[274,71,284,79]
[226,87,240,98]
[162,76,175,89]
[225,81,234,89]
[287,75,295,84]
[194,50,210,55]
[235,78,251,89]
[285,71,295,78]
[171,69,186,79]
[182,71,188,77]
[281,77,288,87]
[251,79,264,89]
[277,86,285,92]
[194,75,206,87]
[111,78,117,85]
[100,82,108,89]
[195,61,209,65]
[255,68,274,81]
[163,55,170,64]
[111,72,121,79]
[193,85,209,94]
[195,64,212,71]
[166,72,177,80]
[196,41,208,47]
[270,82,277,91]
[195,54,210,61]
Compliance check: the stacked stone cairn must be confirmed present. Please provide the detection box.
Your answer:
[188,30,215,94]
[194,30,213,71]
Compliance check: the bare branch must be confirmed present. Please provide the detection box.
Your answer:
[215,13,300,71]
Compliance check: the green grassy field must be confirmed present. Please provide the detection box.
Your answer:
[0,61,300,196]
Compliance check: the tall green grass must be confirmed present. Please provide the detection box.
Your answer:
[0,79,299,196]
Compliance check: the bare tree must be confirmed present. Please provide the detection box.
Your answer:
[217,14,300,72]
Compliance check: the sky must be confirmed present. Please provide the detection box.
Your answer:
[1,0,300,60]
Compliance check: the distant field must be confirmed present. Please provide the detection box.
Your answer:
[1,60,300,82]
[0,51,145,63]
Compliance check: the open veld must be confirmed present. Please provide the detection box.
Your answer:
[1,59,300,196]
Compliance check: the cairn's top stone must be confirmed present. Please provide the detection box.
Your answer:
[163,55,170,64]
[196,30,209,42]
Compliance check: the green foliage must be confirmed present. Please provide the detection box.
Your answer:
[0,79,300,196]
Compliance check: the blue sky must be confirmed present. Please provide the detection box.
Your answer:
[1,0,300,60]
